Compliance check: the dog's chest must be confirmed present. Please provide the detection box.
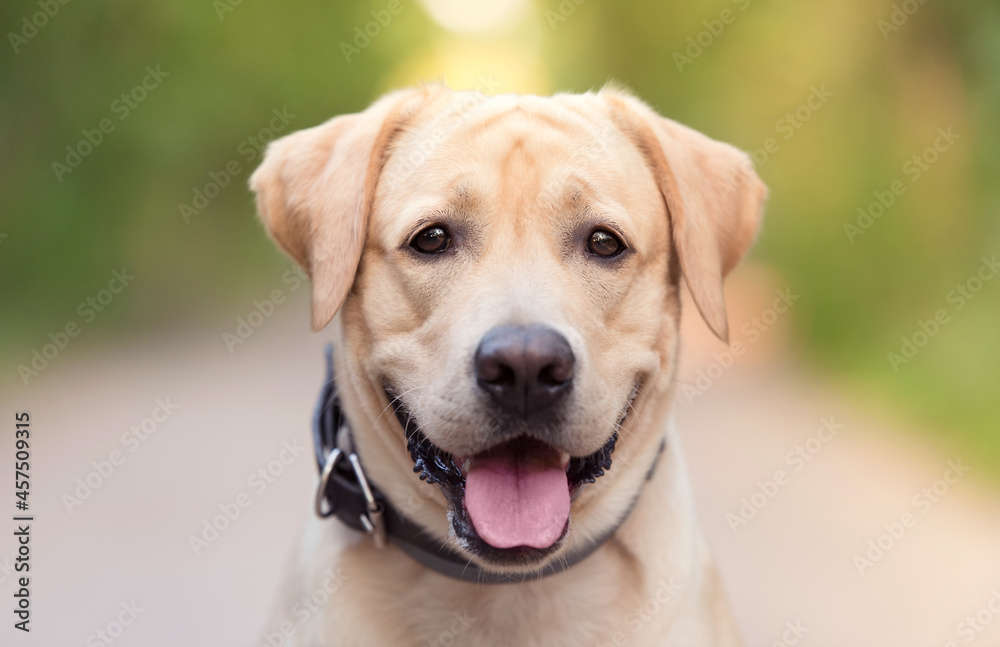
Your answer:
[317,542,677,647]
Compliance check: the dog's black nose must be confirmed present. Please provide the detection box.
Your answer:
[474,325,575,416]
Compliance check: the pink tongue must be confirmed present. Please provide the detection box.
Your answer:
[464,446,570,550]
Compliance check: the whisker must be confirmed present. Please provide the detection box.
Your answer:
[374,384,434,429]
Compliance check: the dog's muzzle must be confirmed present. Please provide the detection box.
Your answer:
[312,345,664,583]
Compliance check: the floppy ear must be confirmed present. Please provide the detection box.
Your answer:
[250,88,428,331]
[603,90,767,343]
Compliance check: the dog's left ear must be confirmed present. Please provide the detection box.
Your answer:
[603,90,767,343]
[250,88,431,331]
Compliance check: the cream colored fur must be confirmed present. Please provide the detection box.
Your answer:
[251,84,765,647]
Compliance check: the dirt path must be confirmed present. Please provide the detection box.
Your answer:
[3,277,999,646]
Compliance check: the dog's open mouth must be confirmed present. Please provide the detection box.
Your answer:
[390,392,620,564]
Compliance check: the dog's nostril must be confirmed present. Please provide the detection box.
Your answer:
[538,363,573,387]
[474,324,575,416]
[482,364,516,387]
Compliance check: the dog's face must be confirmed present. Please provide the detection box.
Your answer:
[251,85,765,574]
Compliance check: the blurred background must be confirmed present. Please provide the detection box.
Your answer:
[1,0,999,645]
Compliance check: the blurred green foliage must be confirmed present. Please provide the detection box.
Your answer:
[1,1,997,464]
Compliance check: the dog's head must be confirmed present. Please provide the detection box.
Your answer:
[251,85,765,574]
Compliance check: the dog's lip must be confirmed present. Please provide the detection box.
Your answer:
[453,449,571,477]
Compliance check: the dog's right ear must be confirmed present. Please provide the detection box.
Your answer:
[250,88,429,331]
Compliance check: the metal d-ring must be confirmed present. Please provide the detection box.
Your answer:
[314,447,344,518]
[348,453,387,549]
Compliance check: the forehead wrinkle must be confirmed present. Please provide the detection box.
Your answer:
[372,172,476,249]
[502,141,546,242]
[421,181,481,235]
[452,185,490,243]
[549,175,602,218]
[458,102,579,140]
[498,136,539,187]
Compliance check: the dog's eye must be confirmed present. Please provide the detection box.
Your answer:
[587,229,625,258]
[411,226,451,254]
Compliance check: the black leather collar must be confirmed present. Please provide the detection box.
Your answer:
[312,345,664,584]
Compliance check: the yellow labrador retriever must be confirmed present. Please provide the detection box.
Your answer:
[251,84,765,647]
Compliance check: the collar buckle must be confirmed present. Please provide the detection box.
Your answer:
[315,446,344,518]
[314,432,388,549]
[348,452,387,549]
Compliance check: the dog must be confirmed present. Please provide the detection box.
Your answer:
[250,83,765,647]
